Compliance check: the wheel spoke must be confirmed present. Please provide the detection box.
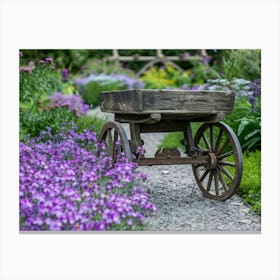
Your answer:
[214,171,219,196]
[112,130,118,160]
[220,165,234,181]
[217,137,230,155]
[220,160,236,167]
[113,130,118,143]
[199,169,210,182]
[216,167,228,192]
[107,129,113,155]
[197,145,210,153]
[206,171,214,191]
[216,150,234,160]
[210,126,215,151]
[202,132,211,151]
[214,128,223,153]
[99,122,132,163]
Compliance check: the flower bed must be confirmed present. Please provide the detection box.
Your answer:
[20,125,156,231]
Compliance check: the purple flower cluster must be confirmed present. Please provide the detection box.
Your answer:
[19,51,23,57]
[48,92,89,117]
[38,57,54,65]
[75,73,144,90]
[20,126,155,231]
[248,79,261,111]
[113,74,144,89]
[20,67,32,73]
[61,68,69,82]
[180,84,201,90]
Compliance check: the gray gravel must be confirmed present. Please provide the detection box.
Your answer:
[89,108,261,232]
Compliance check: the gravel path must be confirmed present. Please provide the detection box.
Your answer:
[89,108,261,232]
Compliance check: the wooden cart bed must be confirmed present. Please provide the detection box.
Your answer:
[100,89,235,122]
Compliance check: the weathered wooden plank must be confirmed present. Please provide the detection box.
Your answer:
[100,90,143,113]
[141,90,234,113]
[100,90,235,115]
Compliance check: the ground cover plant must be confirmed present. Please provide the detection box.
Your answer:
[20,125,156,231]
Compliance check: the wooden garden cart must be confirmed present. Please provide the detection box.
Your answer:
[99,89,243,201]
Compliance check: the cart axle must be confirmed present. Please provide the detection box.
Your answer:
[138,156,209,166]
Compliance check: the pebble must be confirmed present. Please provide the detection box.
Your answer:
[238,219,252,224]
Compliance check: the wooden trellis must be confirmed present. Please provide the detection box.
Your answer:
[107,49,209,77]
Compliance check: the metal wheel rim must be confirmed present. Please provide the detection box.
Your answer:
[99,122,132,162]
[192,122,243,201]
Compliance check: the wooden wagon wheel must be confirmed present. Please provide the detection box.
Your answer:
[192,122,243,201]
[99,122,132,162]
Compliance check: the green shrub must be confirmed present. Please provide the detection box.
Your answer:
[81,80,126,107]
[75,114,106,137]
[20,107,77,140]
[219,50,261,82]
[140,66,179,89]
[224,99,261,151]
[238,151,261,214]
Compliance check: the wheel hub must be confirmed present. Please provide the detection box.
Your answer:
[208,152,217,170]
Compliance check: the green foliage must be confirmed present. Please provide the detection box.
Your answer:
[159,122,201,150]
[236,114,261,151]
[20,107,77,140]
[159,132,184,149]
[224,99,261,151]
[81,80,126,107]
[140,65,182,89]
[75,114,106,136]
[219,50,261,81]
[20,57,105,140]
[238,151,261,214]
[20,64,60,106]
[140,62,221,89]
[82,59,136,76]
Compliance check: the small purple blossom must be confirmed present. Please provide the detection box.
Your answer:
[19,51,23,57]
[45,57,54,63]
[39,60,45,64]
[61,68,69,82]
[182,52,190,59]
[180,84,190,90]
[204,57,212,64]
[136,146,145,156]
[20,67,32,73]
[191,85,201,90]
[249,96,256,105]
[249,79,261,98]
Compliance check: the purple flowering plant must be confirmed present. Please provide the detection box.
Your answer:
[20,125,155,231]
[48,92,89,117]
[62,68,69,82]
[20,53,88,139]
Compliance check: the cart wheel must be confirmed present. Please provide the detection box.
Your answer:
[99,122,132,162]
[192,122,243,201]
